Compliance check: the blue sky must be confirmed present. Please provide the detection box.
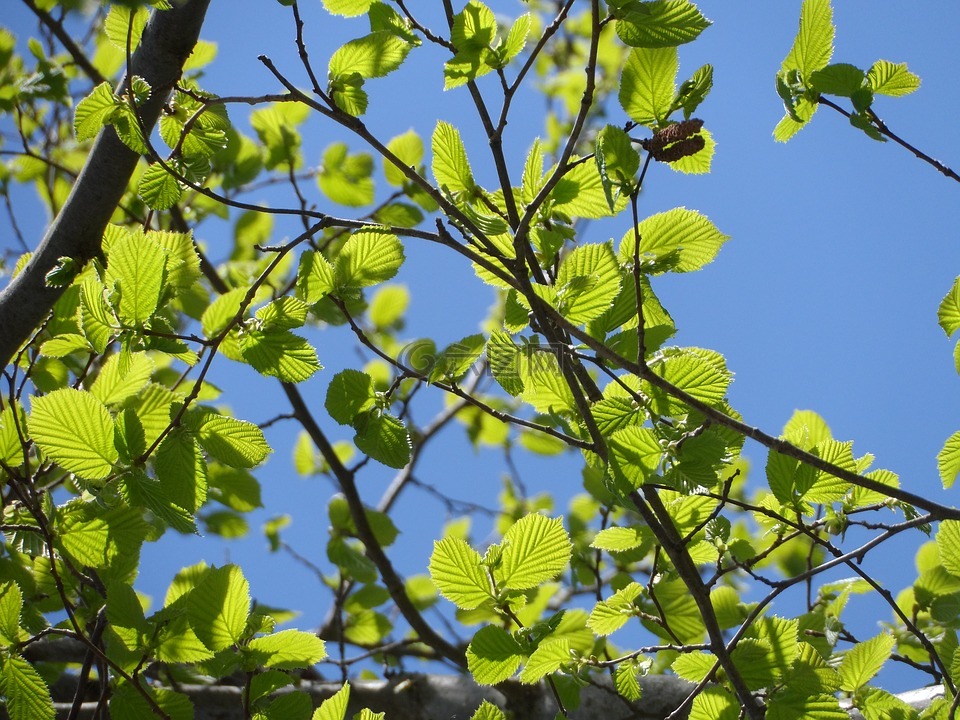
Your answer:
[4,0,960,692]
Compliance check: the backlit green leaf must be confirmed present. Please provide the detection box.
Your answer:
[312,683,349,720]
[781,0,834,78]
[297,250,336,305]
[90,351,154,406]
[496,513,572,590]
[838,633,895,692]
[30,388,117,480]
[74,82,119,141]
[187,565,250,652]
[809,63,865,97]
[938,278,960,336]
[469,700,506,720]
[106,231,166,325]
[326,370,376,425]
[353,412,411,468]
[519,638,571,683]
[609,426,662,488]
[939,431,960,489]
[322,0,371,17]
[0,582,22,645]
[240,329,322,383]
[588,582,642,636]
[156,429,208,512]
[104,4,149,51]
[466,625,524,685]
[619,46,678,127]
[867,60,920,97]
[335,229,405,289]
[247,629,326,670]
[139,162,183,210]
[620,207,729,273]
[329,31,412,79]
[432,121,474,193]
[616,0,710,49]
[429,537,492,609]
[1,655,55,720]
[318,142,374,207]
[384,129,424,186]
[185,408,271,469]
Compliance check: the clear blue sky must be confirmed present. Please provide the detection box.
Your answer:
[4,0,960,692]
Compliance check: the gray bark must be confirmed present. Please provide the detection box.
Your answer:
[0,0,211,367]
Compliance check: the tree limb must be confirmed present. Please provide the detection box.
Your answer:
[0,0,211,367]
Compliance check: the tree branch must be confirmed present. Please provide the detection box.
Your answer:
[0,0,211,367]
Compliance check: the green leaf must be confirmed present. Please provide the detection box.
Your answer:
[312,684,350,720]
[109,680,193,720]
[867,60,920,97]
[809,63,865,97]
[1,655,55,720]
[187,565,250,652]
[519,639,571,684]
[487,331,524,396]
[429,334,486,382]
[104,4,149,51]
[938,520,960,578]
[689,687,738,720]
[551,159,620,219]
[470,700,506,720]
[781,0,834,78]
[939,431,960,489]
[139,162,183,210]
[619,46,678,127]
[466,625,524,685]
[496,514,572,590]
[616,0,711,48]
[620,207,729,273]
[595,125,640,211]
[74,82,119,141]
[353,412,411,468]
[240,328,322,383]
[185,408,272,469]
[58,504,147,578]
[672,63,713,118]
[156,429,208,512]
[247,629,326,670]
[614,661,643,702]
[106,230,166,325]
[938,278,960,336]
[329,31,412,79]
[502,14,531,62]
[432,121,475,193]
[0,582,22,645]
[588,582,643,636]
[29,388,118,480]
[608,426,663,489]
[664,127,715,174]
[335,229,405,289]
[296,250,336,305]
[368,285,409,328]
[322,0,372,16]
[0,403,26,467]
[590,525,647,553]
[429,537,492,609]
[318,143,374,207]
[90,351,154,406]
[384,129,424,186]
[838,633,895,692]
[326,370,376,425]
[766,690,847,720]
[201,287,248,338]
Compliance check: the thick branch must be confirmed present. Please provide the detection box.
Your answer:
[0,0,211,367]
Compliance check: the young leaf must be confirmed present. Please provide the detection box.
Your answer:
[74,82,119,141]
[326,370,376,425]
[240,328,322,383]
[318,142,374,207]
[312,683,350,720]
[867,60,921,97]
[432,121,475,193]
[322,0,372,16]
[938,277,960,336]
[619,207,729,273]
[187,565,250,652]
[428,537,492,609]
[335,229,405,289]
[90,351,154,406]
[1,655,55,720]
[185,408,272,469]
[329,31,412,79]
[0,581,22,645]
[556,241,621,324]
[939,431,960,489]
[496,514,572,590]
[103,4,149,51]
[466,625,524,685]
[588,582,643,636]
[156,429,208,513]
[139,162,183,210]
[353,412,411,468]
[246,629,327,670]
[614,661,643,701]
[29,388,118,480]
[608,426,663,488]
[619,47,678,127]
[519,639,571,684]
[470,700,506,720]
[106,231,166,325]
[838,633,895,692]
[384,129,424,186]
[615,0,711,49]
[809,63,865,97]
[781,0,834,78]
[297,250,336,305]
